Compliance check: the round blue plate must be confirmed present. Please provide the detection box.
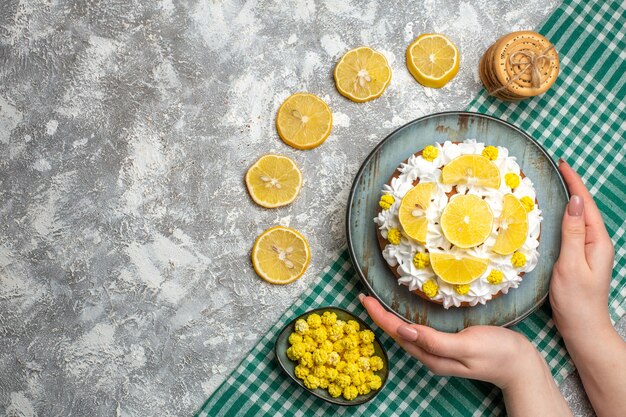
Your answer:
[346,111,568,332]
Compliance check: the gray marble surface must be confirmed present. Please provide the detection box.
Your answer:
[1,0,621,416]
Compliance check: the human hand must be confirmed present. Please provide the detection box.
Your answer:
[550,159,615,340]
[358,294,542,389]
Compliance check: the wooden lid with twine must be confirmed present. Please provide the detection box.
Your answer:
[480,31,559,101]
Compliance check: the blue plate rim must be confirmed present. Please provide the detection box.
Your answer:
[274,306,390,406]
[345,110,570,328]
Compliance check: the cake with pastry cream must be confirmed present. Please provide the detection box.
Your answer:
[374,139,542,308]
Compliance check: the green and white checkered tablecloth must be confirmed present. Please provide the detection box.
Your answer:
[197,0,625,415]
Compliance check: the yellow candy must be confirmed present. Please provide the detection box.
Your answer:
[342,335,359,350]
[422,280,439,298]
[379,194,395,210]
[311,327,327,344]
[346,321,360,333]
[294,319,309,335]
[288,333,303,345]
[413,252,430,269]
[333,340,345,354]
[328,324,344,342]
[326,368,338,382]
[328,383,342,398]
[486,270,504,285]
[359,330,375,344]
[358,384,371,395]
[307,313,322,329]
[304,375,320,390]
[320,340,333,352]
[358,357,370,371]
[505,173,520,189]
[454,284,470,295]
[319,378,329,389]
[344,363,359,376]
[369,356,384,372]
[313,349,328,366]
[313,365,327,379]
[287,343,306,361]
[299,352,314,368]
[343,349,360,364]
[368,375,382,390]
[481,146,499,160]
[343,385,359,401]
[511,252,527,267]
[327,351,340,366]
[360,344,375,357]
[387,228,402,245]
[422,145,439,161]
[321,311,337,326]
[302,336,316,352]
[294,364,309,379]
[336,373,351,388]
[352,371,366,386]
[335,361,347,373]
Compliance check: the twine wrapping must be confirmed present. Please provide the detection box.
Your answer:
[489,45,556,96]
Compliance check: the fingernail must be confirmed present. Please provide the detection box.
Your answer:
[568,195,584,217]
[558,157,566,166]
[397,325,418,342]
[358,293,366,303]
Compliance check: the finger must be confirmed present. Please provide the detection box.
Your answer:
[558,194,587,265]
[395,338,470,377]
[359,294,406,339]
[397,324,468,360]
[558,159,609,244]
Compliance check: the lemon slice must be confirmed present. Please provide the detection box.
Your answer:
[251,226,310,284]
[406,34,460,88]
[334,46,392,103]
[492,194,529,255]
[430,253,489,285]
[245,154,303,208]
[276,93,332,150]
[441,154,501,189]
[440,194,494,248]
[398,182,436,243]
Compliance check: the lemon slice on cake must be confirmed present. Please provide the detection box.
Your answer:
[245,154,303,208]
[440,194,494,248]
[441,154,501,189]
[406,34,460,88]
[492,194,529,255]
[251,226,310,284]
[430,253,489,285]
[334,46,392,103]
[398,182,436,243]
[276,93,333,150]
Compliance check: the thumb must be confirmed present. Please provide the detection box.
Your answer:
[397,324,466,359]
[559,195,586,263]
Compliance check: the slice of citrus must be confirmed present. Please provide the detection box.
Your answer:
[406,34,460,88]
[441,154,501,189]
[430,253,489,285]
[492,194,529,255]
[276,93,332,150]
[251,226,310,284]
[245,154,303,208]
[398,182,436,243]
[334,46,392,103]
[440,194,494,248]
